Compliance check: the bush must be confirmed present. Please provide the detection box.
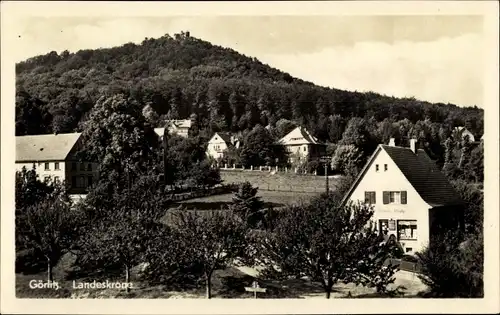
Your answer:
[417,231,483,298]
[15,248,47,274]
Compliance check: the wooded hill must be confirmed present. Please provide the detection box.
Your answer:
[16,31,483,140]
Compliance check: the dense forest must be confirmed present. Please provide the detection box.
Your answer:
[16,31,483,141]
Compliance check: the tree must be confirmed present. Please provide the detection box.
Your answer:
[274,118,297,139]
[331,144,365,177]
[340,117,377,157]
[185,160,222,189]
[16,185,79,281]
[78,175,170,292]
[170,210,247,298]
[240,125,286,167]
[79,93,160,190]
[232,182,265,228]
[255,193,401,298]
[417,231,483,297]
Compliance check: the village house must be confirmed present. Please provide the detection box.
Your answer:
[206,132,240,161]
[341,138,464,254]
[279,126,326,164]
[16,132,99,198]
[454,126,476,142]
[154,119,192,140]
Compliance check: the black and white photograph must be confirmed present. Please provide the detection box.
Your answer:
[1,1,499,314]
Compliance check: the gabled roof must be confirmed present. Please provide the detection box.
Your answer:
[210,132,232,144]
[280,126,322,146]
[167,119,192,129]
[342,144,463,208]
[16,133,82,162]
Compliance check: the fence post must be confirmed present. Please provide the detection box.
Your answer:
[251,165,253,171]
[225,163,228,169]
[233,164,236,169]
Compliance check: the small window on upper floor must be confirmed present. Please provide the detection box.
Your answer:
[375,164,379,172]
[87,163,92,171]
[303,146,307,152]
[71,162,77,171]
[384,164,388,171]
[80,163,85,171]
[54,162,60,170]
[44,162,50,170]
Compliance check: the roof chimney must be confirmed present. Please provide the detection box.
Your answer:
[410,139,419,153]
[388,138,395,146]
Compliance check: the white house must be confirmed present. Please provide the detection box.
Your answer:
[154,119,192,139]
[279,126,326,163]
[454,126,475,142]
[16,132,99,197]
[206,132,240,161]
[341,138,464,254]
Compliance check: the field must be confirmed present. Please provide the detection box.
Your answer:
[177,190,318,209]
[220,170,340,193]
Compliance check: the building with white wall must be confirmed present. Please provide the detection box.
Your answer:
[341,138,464,254]
[154,119,192,140]
[454,126,476,142]
[206,132,240,161]
[279,126,326,164]
[16,132,99,196]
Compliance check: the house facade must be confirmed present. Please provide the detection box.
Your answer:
[206,132,239,161]
[341,138,464,254]
[16,133,99,196]
[279,126,326,164]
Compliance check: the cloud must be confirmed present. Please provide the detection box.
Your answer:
[257,33,483,107]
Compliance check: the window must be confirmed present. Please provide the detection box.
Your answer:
[389,191,401,204]
[303,146,307,152]
[383,191,407,204]
[397,220,417,240]
[375,164,379,172]
[87,163,92,171]
[80,163,85,171]
[72,176,77,187]
[44,162,50,170]
[406,248,413,253]
[384,164,388,171]
[55,162,60,170]
[87,176,93,188]
[78,176,85,188]
[364,191,376,204]
[71,162,77,171]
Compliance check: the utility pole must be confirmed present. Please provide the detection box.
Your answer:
[324,162,329,193]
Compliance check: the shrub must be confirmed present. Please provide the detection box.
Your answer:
[417,231,483,298]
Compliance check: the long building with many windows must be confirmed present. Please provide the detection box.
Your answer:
[15,132,99,197]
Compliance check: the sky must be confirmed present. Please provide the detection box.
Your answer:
[12,15,484,107]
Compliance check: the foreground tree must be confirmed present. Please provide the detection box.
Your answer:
[170,210,247,299]
[16,185,79,281]
[417,231,483,297]
[79,175,170,292]
[255,193,400,298]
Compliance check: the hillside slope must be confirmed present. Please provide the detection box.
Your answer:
[15,31,483,138]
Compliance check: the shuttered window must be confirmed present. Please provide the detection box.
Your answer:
[383,191,389,204]
[364,191,376,204]
[401,191,407,204]
[382,191,408,204]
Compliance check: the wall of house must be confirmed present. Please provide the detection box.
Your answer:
[64,161,99,194]
[206,137,229,160]
[16,161,67,185]
[348,149,431,254]
[169,127,189,138]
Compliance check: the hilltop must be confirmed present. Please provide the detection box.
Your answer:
[15,31,483,137]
